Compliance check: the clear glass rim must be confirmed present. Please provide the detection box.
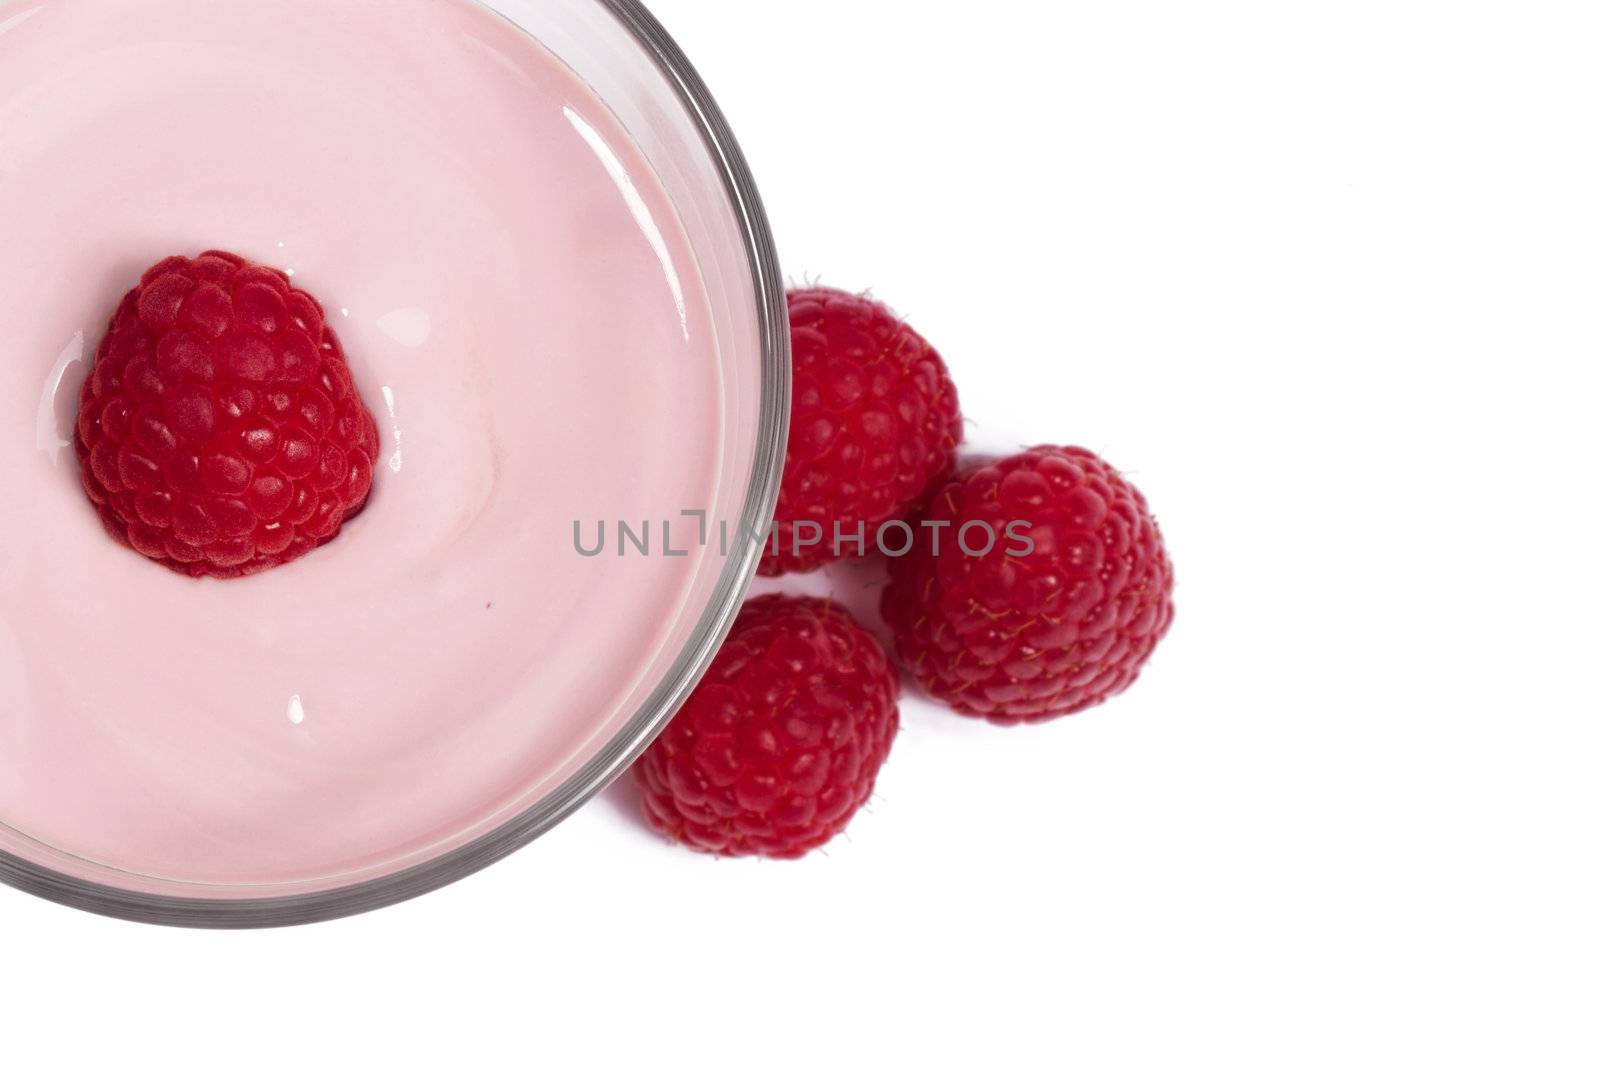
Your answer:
[0,0,790,928]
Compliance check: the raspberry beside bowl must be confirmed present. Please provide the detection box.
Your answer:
[0,0,788,926]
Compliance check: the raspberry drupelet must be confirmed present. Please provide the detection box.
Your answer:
[75,251,380,578]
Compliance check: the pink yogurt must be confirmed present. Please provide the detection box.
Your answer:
[0,0,734,894]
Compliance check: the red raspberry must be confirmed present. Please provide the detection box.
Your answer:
[634,595,900,858]
[74,251,380,579]
[882,446,1174,724]
[763,287,962,575]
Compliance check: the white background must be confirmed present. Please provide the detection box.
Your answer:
[4,1,1598,1063]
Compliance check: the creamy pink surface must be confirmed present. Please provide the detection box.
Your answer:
[0,0,729,892]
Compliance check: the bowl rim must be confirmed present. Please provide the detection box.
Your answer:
[0,0,790,928]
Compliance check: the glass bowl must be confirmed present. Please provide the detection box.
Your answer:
[0,0,788,926]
